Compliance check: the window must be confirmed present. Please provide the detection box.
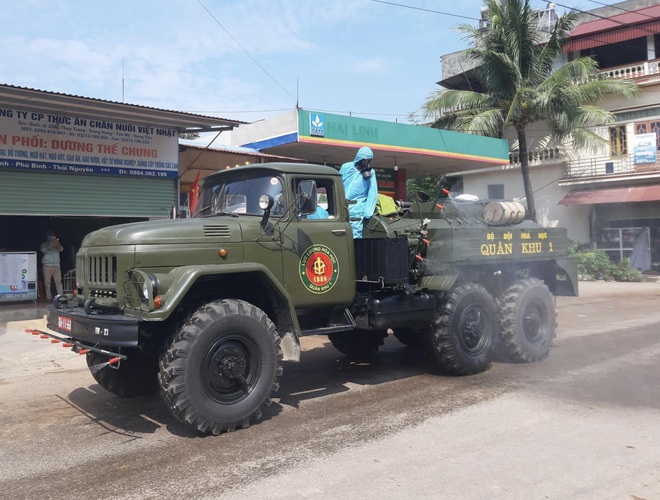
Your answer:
[197,174,283,217]
[487,184,504,200]
[609,126,627,156]
[292,177,336,220]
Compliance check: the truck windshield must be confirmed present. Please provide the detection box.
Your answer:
[196,174,284,217]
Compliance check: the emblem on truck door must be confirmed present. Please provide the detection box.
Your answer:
[299,244,338,294]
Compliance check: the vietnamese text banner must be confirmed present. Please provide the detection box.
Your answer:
[0,107,179,178]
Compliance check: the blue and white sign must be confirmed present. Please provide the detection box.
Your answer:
[633,133,657,165]
[0,107,179,178]
[310,113,324,137]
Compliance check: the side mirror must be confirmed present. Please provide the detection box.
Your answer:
[297,180,317,216]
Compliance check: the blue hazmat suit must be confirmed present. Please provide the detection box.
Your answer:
[340,146,378,238]
[307,205,329,219]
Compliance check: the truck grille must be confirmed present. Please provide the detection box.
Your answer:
[78,254,118,286]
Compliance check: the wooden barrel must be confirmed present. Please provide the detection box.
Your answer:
[483,201,526,226]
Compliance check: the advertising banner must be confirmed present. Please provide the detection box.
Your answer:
[374,167,395,195]
[0,252,37,303]
[633,133,657,165]
[0,107,179,178]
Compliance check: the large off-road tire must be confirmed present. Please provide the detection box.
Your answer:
[86,347,160,397]
[430,284,498,375]
[328,329,388,358]
[158,299,283,435]
[497,277,555,363]
[393,328,429,349]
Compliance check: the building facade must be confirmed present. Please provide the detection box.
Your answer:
[438,0,660,268]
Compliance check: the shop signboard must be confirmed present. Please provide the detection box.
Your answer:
[374,167,395,196]
[633,133,657,165]
[0,107,179,178]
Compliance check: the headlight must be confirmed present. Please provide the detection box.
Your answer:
[124,269,170,311]
[140,275,159,299]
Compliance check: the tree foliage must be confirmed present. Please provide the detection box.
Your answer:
[423,0,639,221]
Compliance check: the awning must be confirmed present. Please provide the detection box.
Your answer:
[559,185,660,205]
[564,5,660,52]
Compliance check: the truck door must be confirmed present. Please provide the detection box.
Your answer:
[280,176,355,308]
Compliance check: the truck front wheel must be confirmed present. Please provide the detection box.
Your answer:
[430,284,498,375]
[497,278,555,362]
[86,348,160,397]
[159,299,283,435]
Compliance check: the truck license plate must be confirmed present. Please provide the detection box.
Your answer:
[58,316,72,332]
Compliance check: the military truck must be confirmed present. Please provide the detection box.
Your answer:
[40,163,578,435]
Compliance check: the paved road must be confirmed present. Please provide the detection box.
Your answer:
[1,281,659,499]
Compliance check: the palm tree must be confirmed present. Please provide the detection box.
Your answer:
[423,0,639,222]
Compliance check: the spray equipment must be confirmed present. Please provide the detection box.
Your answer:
[407,175,453,272]
[26,328,127,370]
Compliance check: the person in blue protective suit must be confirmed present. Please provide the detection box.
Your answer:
[340,146,378,238]
[307,205,329,219]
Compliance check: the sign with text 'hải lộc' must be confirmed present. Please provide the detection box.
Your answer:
[0,107,179,178]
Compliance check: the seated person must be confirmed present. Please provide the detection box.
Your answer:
[307,205,329,219]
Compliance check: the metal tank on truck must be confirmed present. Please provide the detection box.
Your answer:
[35,162,578,435]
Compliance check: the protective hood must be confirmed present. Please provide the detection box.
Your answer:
[353,146,373,164]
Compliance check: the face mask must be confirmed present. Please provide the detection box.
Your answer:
[357,159,372,178]
[47,235,54,241]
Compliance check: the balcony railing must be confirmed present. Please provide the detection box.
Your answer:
[509,146,564,167]
[601,59,660,82]
[561,154,652,178]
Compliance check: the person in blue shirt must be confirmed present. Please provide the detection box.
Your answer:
[340,146,378,238]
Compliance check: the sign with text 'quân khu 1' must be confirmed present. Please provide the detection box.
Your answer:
[0,107,179,178]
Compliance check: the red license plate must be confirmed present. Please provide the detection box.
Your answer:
[58,316,72,332]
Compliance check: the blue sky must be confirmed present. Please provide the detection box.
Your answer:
[1,0,621,137]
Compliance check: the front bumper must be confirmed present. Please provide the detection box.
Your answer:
[46,302,139,348]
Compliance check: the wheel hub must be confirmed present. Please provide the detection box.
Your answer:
[459,308,488,354]
[204,340,251,399]
[522,301,546,343]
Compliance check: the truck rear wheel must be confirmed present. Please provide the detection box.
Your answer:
[86,348,160,398]
[158,299,283,435]
[497,277,555,362]
[328,330,387,358]
[430,284,497,375]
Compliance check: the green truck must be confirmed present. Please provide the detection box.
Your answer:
[41,162,578,434]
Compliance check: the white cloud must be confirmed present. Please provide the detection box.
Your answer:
[349,57,390,74]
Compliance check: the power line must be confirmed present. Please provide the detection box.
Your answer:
[195,0,297,104]
[553,1,648,26]
[585,0,659,20]
[369,0,481,21]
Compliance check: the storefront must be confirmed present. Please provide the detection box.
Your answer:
[0,84,242,287]
[559,186,660,270]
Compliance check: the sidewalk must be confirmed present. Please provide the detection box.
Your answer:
[0,301,48,324]
[576,278,660,298]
